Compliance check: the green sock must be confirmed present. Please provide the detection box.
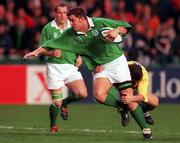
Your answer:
[104,89,119,108]
[49,104,59,127]
[130,105,148,130]
[100,86,120,108]
[62,93,81,108]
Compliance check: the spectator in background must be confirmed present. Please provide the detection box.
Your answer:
[0,20,13,59]
[172,36,180,64]
[155,26,173,66]
[146,28,158,65]
[4,0,16,30]
[6,0,16,13]
[35,15,49,32]
[133,2,144,24]
[0,4,6,21]
[9,17,34,58]
[31,7,43,26]
[163,17,176,41]
[16,8,35,29]
[171,0,180,35]
[132,22,151,66]
[91,7,103,17]
[142,4,160,35]
[79,0,103,16]
[6,11,16,30]
[155,17,177,66]
[111,0,134,25]
[27,30,41,53]
[68,0,78,9]
[26,0,42,15]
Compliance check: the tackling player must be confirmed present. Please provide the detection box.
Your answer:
[119,61,159,126]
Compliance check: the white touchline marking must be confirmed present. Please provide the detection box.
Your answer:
[70,128,141,134]
[0,125,140,134]
[1,125,180,136]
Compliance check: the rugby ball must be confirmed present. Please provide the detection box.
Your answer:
[100,27,123,44]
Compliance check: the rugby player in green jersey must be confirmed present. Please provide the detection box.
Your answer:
[24,7,153,139]
[35,4,87,132]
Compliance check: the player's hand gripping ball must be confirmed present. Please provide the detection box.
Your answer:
[100,27,123,44]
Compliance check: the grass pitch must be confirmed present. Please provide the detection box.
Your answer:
[0,103,180,143]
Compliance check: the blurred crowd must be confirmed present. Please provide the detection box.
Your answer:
[0,0,179,66]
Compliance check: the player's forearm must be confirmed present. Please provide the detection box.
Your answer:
[23,47,48,59]
[115,26,128,35]
[34,47,48,56]
[132,94,145,102]
[75,55,83,67]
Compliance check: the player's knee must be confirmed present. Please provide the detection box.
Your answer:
[149,94,159,107]
[120,88,133,96]
[127,101,138,111]
[74,88,88,98]
[80,89,88,98]
[53,100,62,108]
[50,90,63,108]
[93,89,106,102]
[153,97,159,107]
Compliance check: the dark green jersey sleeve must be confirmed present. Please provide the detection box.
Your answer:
[42,29,91,56]
[81,56,97,71]
[39,23,51,46]
[92,17,132,34]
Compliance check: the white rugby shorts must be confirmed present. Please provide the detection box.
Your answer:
[46,63,83,89]
[93,54,131,83]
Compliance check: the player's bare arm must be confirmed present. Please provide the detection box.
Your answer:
[104,26,127,42]
[94,65,104,74]
[121,94,145,104]
[75,55,82,67]
[104,26,128,37]
[44,49,62,57]
[23,47,48,59]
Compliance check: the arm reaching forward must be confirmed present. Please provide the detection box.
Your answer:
[23,47,48,59]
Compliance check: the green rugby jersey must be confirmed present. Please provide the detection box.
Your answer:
[40,20,77,64]
[43,17,132,65]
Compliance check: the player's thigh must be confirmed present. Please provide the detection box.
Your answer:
[46,63,66,89]
[99,55,131,83]
[93,77,112,98]
[66,79,87,98]
[49,88,63,93]
[65,68,87,97]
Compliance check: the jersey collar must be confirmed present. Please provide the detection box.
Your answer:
[51,19,71,32]
[76,17,95,35]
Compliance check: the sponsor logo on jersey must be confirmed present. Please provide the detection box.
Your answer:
[53,33,58,39]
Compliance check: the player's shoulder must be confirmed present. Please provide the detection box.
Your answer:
[41,22,52,33]
[60,27,75,37]
[92,17,110,25]
[44,20,53,27]
[91,17,120,29]
[92,17,108,22]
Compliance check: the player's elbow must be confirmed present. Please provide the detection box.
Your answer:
[154,97,159,107]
